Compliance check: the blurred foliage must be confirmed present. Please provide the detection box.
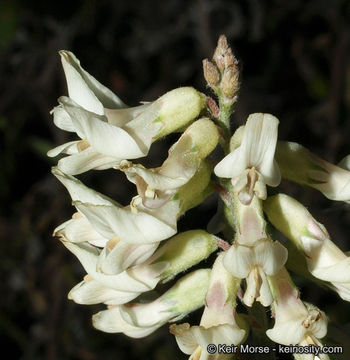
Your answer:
[0,0,350,359]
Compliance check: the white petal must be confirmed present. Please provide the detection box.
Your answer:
[47,140,79,157]
[60,97,147,158]
[60,51,104,115]
[122,133,200,192]
[223,245,254,278]
[119,300,171,328]
[266,320,306,345]
[105,103,150,127]
[214,113,280,188]
[97,241,159,275]
[301,237,350,282]
[68,278,138,305]
[52,106,76,132]
[61,241,162,292]
[54,216,107,247]
[60,51,125,113]
[214,147,247,178]
[331,283,350,301]
[52,168,115,205]
[255,240,288,276]
[74,201,177,244]
[92,307,161,337]
[257,269,273,306]
[122,100,162,153]
[170,323,198,355]
[56,147,120,175]
[192,324,245,348]
[243,269,259,307]
[244,113,280,185]
[338,154,350,170]
[310,258,350,283]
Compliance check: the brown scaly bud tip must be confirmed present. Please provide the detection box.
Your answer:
[202,59,220,87]
[213,35,228,72]
[221,67,239,99]
[224,47,238,69]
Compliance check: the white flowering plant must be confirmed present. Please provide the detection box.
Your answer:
[49,36,349,360]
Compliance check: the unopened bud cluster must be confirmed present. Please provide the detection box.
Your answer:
[203,35,239,103]
[48,35,349,360]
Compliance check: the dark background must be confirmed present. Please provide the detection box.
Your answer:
[1,0,350,359]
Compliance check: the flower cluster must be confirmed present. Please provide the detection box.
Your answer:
[49,36,350,360]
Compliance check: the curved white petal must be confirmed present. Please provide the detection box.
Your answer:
[214,147,247,178]
[214,113,280,188]
[244,113,279,182]
[68,278,139,305]
[92,307,162,337]
[52,168,115,205]
[61,240,163,292]
[266,320,306,345]
[54,215,107,247]
[255,240,288,276]
[119,300,171,328]
[257,269,273,306]
[60,97,147,159]
[56,147,120,175]
[105,103,150,127]
[74,201,177,244]
[223,245,254,278]
[52,106,76,132]
[47,140,79,157]
[170,323,198,355]
[97,241,159,275]
[192,324,245,348]
[60,50,125,114]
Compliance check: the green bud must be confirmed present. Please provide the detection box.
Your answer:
[229,125,244,151]
[155,87,206,137]
[153,230,218,282]
[176,160,212,214]
[162,269,211,315]
[185,118,219,159]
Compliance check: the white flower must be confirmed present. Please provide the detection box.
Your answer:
[265,193,350,301]
[52,167,178,244]
[276,141,350,203]
[120,118,219,208]
[301,227,350,302]
[55,212,159,275]
[170,253,246,360]
[92,269,211,336]
[62,240,167,305]
[58,227,217,305]
[214,113,280,205]
[223,239,287,307]
[48,51,206,175]
[267,269,329,360]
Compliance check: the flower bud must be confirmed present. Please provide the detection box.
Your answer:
[221,67,239,99]
[229,125,244,151]
[185,118,219,159]
[176,160,212,214]
[152,230,218,282]
[154,87,206,137]
[202,59,220,87]
[163,269,211,314]
[213,35,228,72]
